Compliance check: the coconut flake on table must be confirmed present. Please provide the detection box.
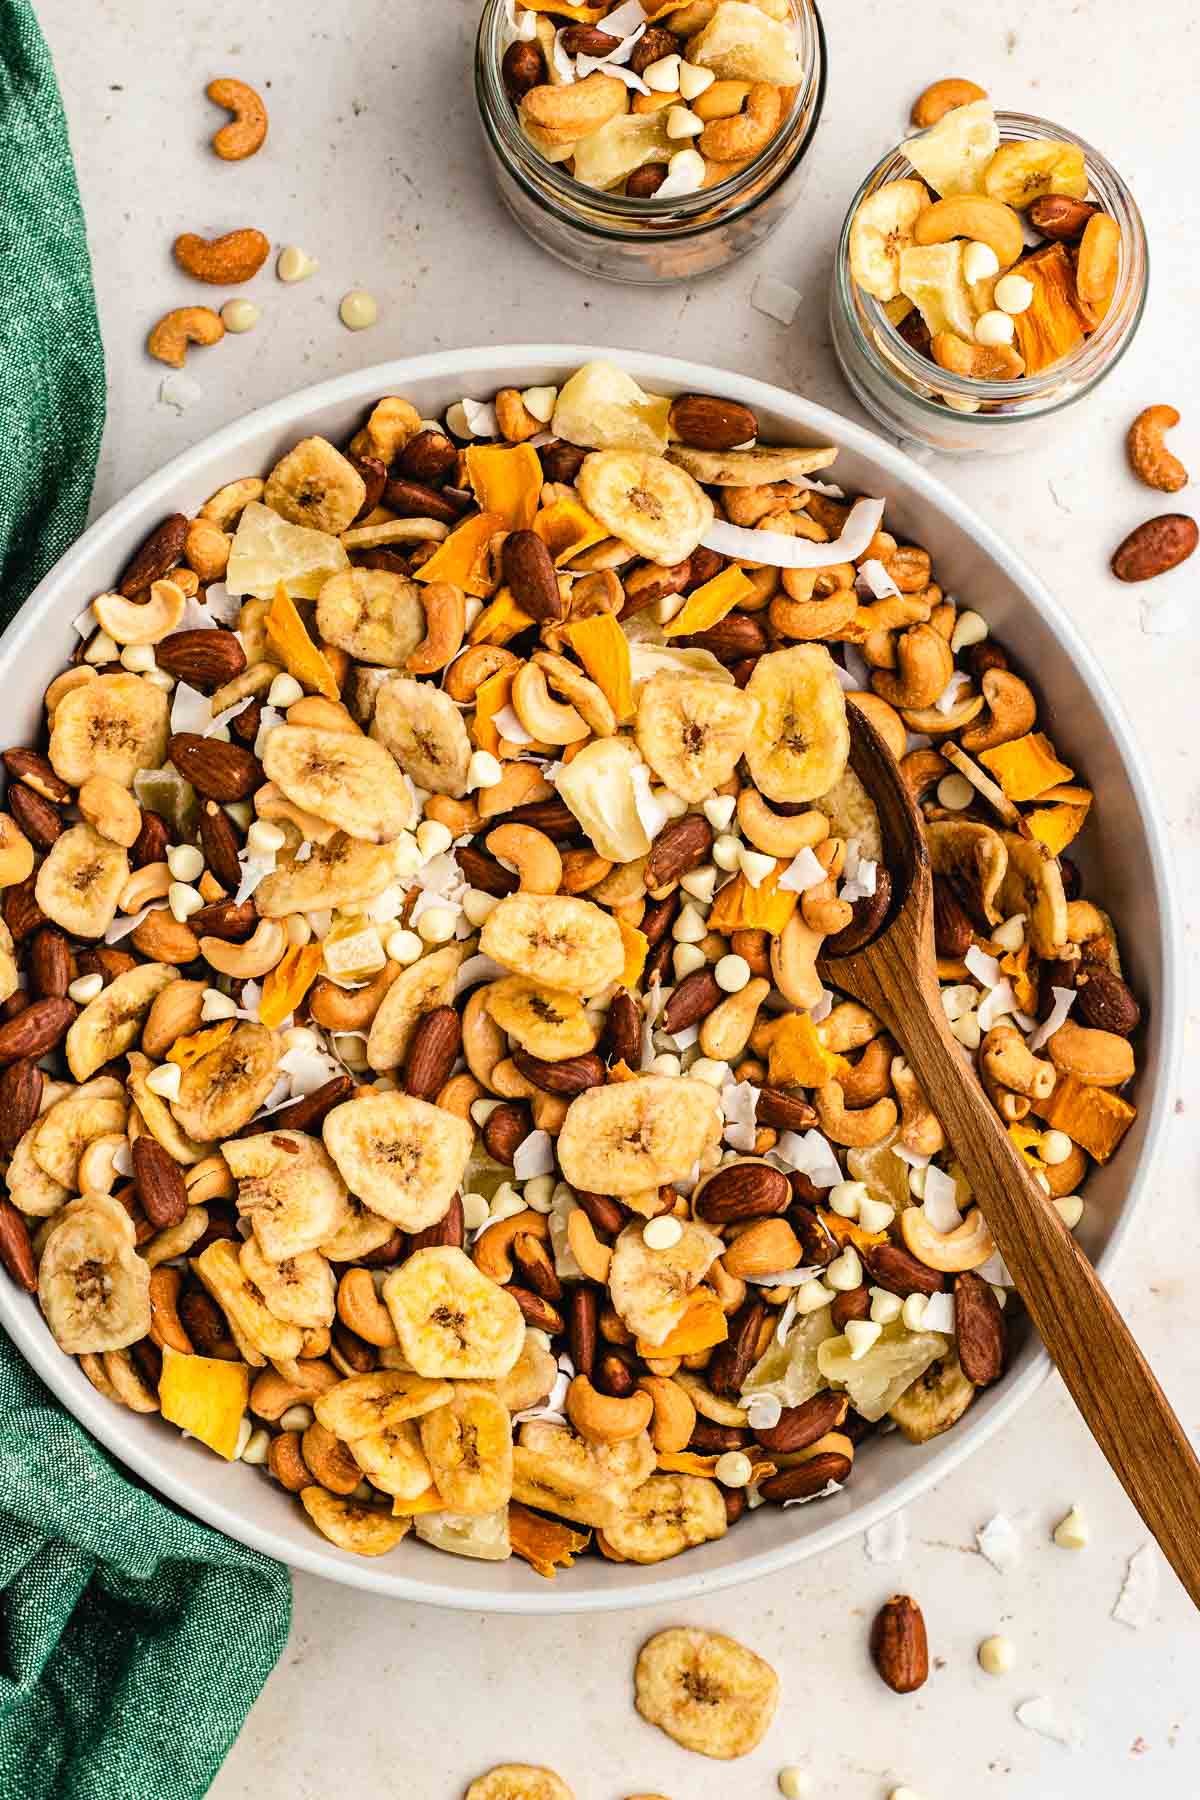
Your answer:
[778,845,826,894]
[784,1480,843,1509]
[1028,985,1076,1052]
[921,1290,956,1335]
[865,1510,908,1564]
[976,1511,1022,1572]
[922,1164,963,1234]
[513,1129,555,1181]
[1139,588,1190,636]
[856,558,900,601]
[751,273,802,325]
[1113,1543,1159,1628]
[773,1127,842,1188]
[934,670,973,715]
[720,1079,759,1152]
[701,496,884,572]
[1015,1697,1085,1750]
[158,372,204,413]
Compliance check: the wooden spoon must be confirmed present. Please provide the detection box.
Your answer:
[819,705,1200,1607]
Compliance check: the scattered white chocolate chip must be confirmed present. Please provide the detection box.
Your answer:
[277,245,319,283]
[752,272,802,325]
[672,942,706,981]
[339,289,378,331]
[976,1511,1022,1572]
[703,794,736,831]
[1053,1195,1084,1229]
[221,298,260,334]
[844,1318,882,1360]
[466,749,503,790]
[461,1191,490,1232]
[1039,1128,1073,1166]
[521,384,558,423]
[246,819,286,858]
[869,1284,902,1325]
[268,672,304,708]
[416,906,457,945]
[858,1196,894,1235]
[642,52,682,91]
[168,881,203,923]
[654,147,705,198]
[936,771,974,810]
[642,1214,683,1251]
[1052,1504,1088,1550]
[994,272,1035,315]
[714,953,750,993]
[901,1292,929,1331]
[978,1633,1016,1676]
[120,644,157,673]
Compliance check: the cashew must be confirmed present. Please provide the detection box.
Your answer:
[473,1209,551,1284]
[444,644,520,704]
[267,1432,310,1491]
[769,590,859,643]
[707,1256,747,1315]
[435,1072,485,1120]
[521,71,629,143]
[532,1090,569,1134]
[736,789,828,859]
[820,1001,882,1054]
[981,1025,1056,1100]
[839,1035,895,1106]
[1046,1019,1135,1089]
[911,76,987,127]
[899,689,985,738]
[900,747,949,803]
[567,1208,612,1284]
[119,863,172,914]
[173,228,270,285]
[566,1374,653,1446]
[560,848,613,894]
[207,76,268,160]
[492,1058,540,1102]
[250,1369,314,1421]
[857,593,933,633]
[698,975,770,1061]
[891,1057,946,1156]
[479,761,556,822]
[590,858,648,908]
[211,662,278,714]
[132,909,199,965]
[722,1218,803,1278]
[201,476,264,529]
[532,650,616,737]
[960,669,1038,753]
[699,81,782,161]
[148,1265,193,1354]
[511,661,589,745]
[901,1203,995,1273]
[309,962,402,1032]
[147,306,224,368]
[144,1205,210,1268]
[800,841,853,936]
[424,795,482,836]
[814,1080,898,1147]
[407,581,467,675]
[185,1154,235,1204]
[770,911,824,1010]
[200,918,289,978]
[915,195,1024,269]
[871,623,954,711]
[79,776,142,848]
[94,580,186,648]
[286,696,359,734]
[931,331,1025,382]
[337,1266,398,1347]
[693,78,753,121]
[1127,404,1189,494]
[484,823,562,895]
[77,1133,127,1194]
[300,1420,361,1495]
[846,691,907,762]
[637,1373,697,1454]
[462,985,507,1092]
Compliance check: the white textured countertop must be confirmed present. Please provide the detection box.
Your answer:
[37,0,1199,1794]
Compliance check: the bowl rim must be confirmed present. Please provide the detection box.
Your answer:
[0,344,1181,1614]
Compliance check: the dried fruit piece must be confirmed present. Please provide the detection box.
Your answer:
[35,825,128,938]
[637,671,759,802]
[225,500,350,601]
[552,361,672,454]
[687,2,804,84]
[299,1487,410,1556]
[898,242,978,343]
[848,179,931,303]
[635,1626,780,1758]
[420,1388,513,1514]
[262,724,413,842]
[745,645,849,803]
[383,1246,525,1379]
[264,435,366,535]
[323,1091,472,1230]
[48,673,169,789]
[481,893,625,995]
[485,975,598,1060]
[602,1472,726,1562]
[984,138,1089,211]
[901,97,998,197]
[465,1767,574,1800]
[608,1217,722,1345]
[158,1345,250,1459]
[315,567,426,666]
[1008,244,1088,374]
[578,450,714,566]
[557,1078,722,1200]
[223,1129,350,1261]
[371,675,472,796]
[38,1195,151,1354]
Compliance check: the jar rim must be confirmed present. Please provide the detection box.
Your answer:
[833,111,1149,423]
[476,0,827,242]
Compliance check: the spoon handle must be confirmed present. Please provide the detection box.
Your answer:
[861,961,1200,1609]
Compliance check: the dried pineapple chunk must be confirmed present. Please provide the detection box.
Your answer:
[983,138,1089,210]
[158,1345,250,1459]
[551,361,671,454]
[898,241,978,342]
[574,114,674,191]
[901,97,998,197]
[225,500,350,600]
[687,1,805,84]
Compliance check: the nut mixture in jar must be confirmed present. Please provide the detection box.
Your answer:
[849,91,1128,396]
[0,358,1142,1572]
[500,0,807,199]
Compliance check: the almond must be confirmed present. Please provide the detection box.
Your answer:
[168,732,261,801]
[132,1136,189,1230]
[383,476,465,528]
[155,629,247,688]
[2,875,46,943]
[190,897,257,941]
[512,1231,563,1301]
[754,1390,849,1454]
[507,1285,564,1334]
[870,1595,929,1694]
[932,875,975,958]
[349,454,388,521]
[119,513,188,596]
[1,748,72,806]
[789,1198,838,1266]
[457,844,519,898]
[481,1101,530,1165]
[0,1057,43,1153]
[1111,513,1198,582]
[0,1198,37,1293]
[399,429,458,485]
[131,809,170,869]
[601,987,641,1068]
[825,865,892,956]
[409,1192,466,1253]
[760,1451,853,1503]
[502,530,564,623]
[863,1241,947,1298]
[661,967,722,1033]
[755,1086,818,1130]
[645,813,713,894]
[721,1218,803,1280]
[402,1006,462,1099]
[695,1160,791,1224]
[198,800,243,889]
[9,783,62,851]
[29,927,71,998]
[831,1285,871,1329]
[256,1074,355,1136]
[669,393,759,452]
[0,996,75,1063]
[1028,193,1102,240]
[1075,965,1141,1037]
[511,1048,605,1095]
[707,1296,769,1397]
[954,1270,1006,1386]
[497,797,578,840]
[680,614,769,663]
[574,1189,628,1238]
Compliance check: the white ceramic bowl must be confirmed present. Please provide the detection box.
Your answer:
[0,347,1180,1613]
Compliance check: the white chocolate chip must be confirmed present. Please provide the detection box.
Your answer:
[642,52,682,91]
[276,245,319,283]
[962,239,1001,285]
[936,772,974,810]
[339,289,378,331]
[67,972,104,1004]
[246,819,286,857]
[1040,1129,1073,1166]
[666,104,703,139]
[975,309,1016,347]
[521,385,558,423]
[466,749,503,791]
[416,906,457,944]
[901,1292,929,1331]
[677,60,715,101]
[949,608,988,654]
[384,927,423,965]
[1053,1504,1089,1550]
[825,1245,862,1291]
[672,942,707,981]
[844,1318,882,1360]
[643,1215,683,1251]
[869,1285,902,1324]
[268,672,304,708]
[166,843,204,883]
[461,1192,490,1232]
[1053,1194,1084,1229]
[416,819,454,860]
[978,1633,1016,1676]
[714,953,750,993]
[221,298,260,334]
[714,1449,753,1487]
[146,1062,182,1101]
[994,272,1035,315]
[829,1179,866,1218]
[168,881,203,923]
[858,1196,895,1235]
[120,644,157,673]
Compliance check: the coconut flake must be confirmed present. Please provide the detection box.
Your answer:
[105,904,153,945]
[278,1044,343,1096]
[630,761,671,841]
[922,1165,962,1233]
[810,986,834,1024]
[839,839,877,904]
[921,1290,956,1335]
[976,1511,1022,1572]
[295,840,314,863]
[965,944,1003,989]
[205,702,243,738]
[856,558,900,600]
[502,0,537,40]
[159,372,203,413]
[203,582,239,626]
[72,603,97,637]
[700,497,884,572]
[170,681,213,735]
[751,273,802,325]
[977,978,1017,1032]
[1113,1543,1158,1629]
[774,1128,841,1188]
[455,952,510,996]
[865,1510,908,1564]
[461,398,500,439]
[1015,1697,1085,1750]
[841,643,871,690]
[891,1144,932,1170]
[742,1266,823,1288]
[777,846,826,893]
[975,1249,1015,1288]
[784,1480,843,1508]
[179,593,218,632]
[669,1022,700,1051]
[492,703,533,744]
[720,1079,759,1152]
[551,28,577,82]
[235,853,277,905]
[934,670,972,716]
[1027,985,1076,1053]
[513,1129,555,1181]
[253,705,284,759]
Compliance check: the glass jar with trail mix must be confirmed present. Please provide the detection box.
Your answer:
[475,0,826,283]
[830,106,1147,456]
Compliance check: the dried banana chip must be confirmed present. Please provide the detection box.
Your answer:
[635,1626,779,1759]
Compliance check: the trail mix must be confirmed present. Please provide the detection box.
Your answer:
[0,358,1143,1573]
[500,0,806,199]
[850,90,1126,390]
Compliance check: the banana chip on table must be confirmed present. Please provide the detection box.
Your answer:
[635,1626,780,1759]
[464,1765,574,1800]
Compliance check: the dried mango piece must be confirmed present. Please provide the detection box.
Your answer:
[656,1451,777,1484]
[1008,1120,1046,1165]
[1032,1072,1135,1164]
[817,1209,889,1251]
[469,588,538,646]
[533,496,609,567]
[607,1059,638,1084]
[999,945,1038,1016]
[166,1018,236,1069]
[636,1288,728,1359]
[464,444,542,533]
[391,1486,449,1517]
[618,918,649,990]
[563,612,634,723]
[523,0,605,18]
[508,1502,590,1579]
[1025,784,1092,856]
[707,863,797,935]
[1010,244,1089,375]
[472,665,517,754]
[158,1345,250,1460]
[761,1011,849,1088]
[416,511,505,599]
[664,566,755,639]
[265,584,339,700]
[979,731,1073,802]
[258,942,324,1030]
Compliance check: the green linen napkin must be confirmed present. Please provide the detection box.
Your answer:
[0,5,292,1795]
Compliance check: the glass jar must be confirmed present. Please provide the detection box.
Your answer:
[475,0,827,285]
[830,113,1148,456]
